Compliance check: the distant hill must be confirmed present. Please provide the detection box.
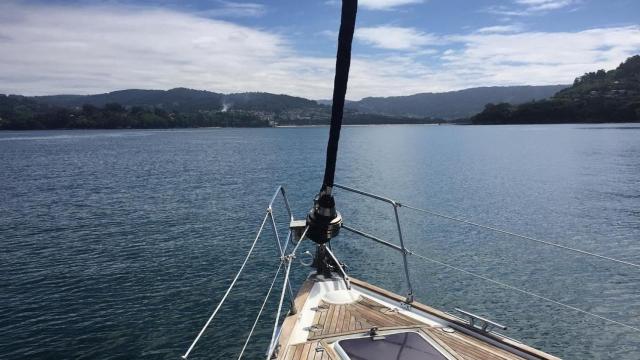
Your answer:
[10,75,637,130]
[34,88,320,113]
[32,85,567,121]
[472,55,640,124]
[321,85,568,119]
[1,88,441,130]
[34,88,224,111]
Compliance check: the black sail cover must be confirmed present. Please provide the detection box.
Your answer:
[306,0,357,245]
[322,0,357,192]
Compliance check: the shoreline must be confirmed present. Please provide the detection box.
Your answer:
[3,121,640,132]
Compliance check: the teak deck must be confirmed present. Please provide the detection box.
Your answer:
[276,277,559,360]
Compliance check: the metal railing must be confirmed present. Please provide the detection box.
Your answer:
[333,183,640,336]
[334,183,415,302]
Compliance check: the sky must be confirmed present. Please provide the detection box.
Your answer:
[0,0,639,100]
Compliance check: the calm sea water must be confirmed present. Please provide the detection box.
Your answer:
[1,124,639,360]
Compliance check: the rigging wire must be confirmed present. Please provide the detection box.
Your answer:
[324,245,351,289]
[236,261,284,360]
[268,213,297,312]
[398,203,640,270]
[342,222,640,334]
[289,226,309,260]
[407,249,640,334]
[181,212,270,359]
[268,210,284,256]
[267,256,294,360]
[266,226,309,360]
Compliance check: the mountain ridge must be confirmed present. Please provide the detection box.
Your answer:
[33,87,318,113]
[333,85,568,119]
[33,84,568,120]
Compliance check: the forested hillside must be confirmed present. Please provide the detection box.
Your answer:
[472,55,640,124]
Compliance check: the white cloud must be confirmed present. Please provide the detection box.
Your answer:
[515,0,577,11]
[0,2,333,98]
[351,26,640,97]
[487,0,579,16]
[443,26,640,86]
[475,25,524,34]
[319,29,338,39]
[200,1,267,18]
[356,26,439,50]
[0,3,639,100]
[359,0,423,10]
[326,0,423,11]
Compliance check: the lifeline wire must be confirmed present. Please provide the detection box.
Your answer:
[181,212,270,359]
[408,250,640,334]
[399,203,640,270]
[236,261,284,359]
[266,256,294,360]
[335,184,640,334]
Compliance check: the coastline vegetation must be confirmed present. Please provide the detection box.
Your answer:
[472,55,640,124]
[0,95,439,130]
[0,97,270,130]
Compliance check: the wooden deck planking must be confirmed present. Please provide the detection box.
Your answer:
[423,327,525,360]
[275,280,315,360]
[285,296,528,359]
[349,278,560,360]
[284,298,534,360]
[282,341,338,360]
[275,277,557,360]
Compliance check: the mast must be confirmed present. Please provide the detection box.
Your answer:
[306,0,358,273]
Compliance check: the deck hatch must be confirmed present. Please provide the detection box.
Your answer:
[336,332,448,360]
